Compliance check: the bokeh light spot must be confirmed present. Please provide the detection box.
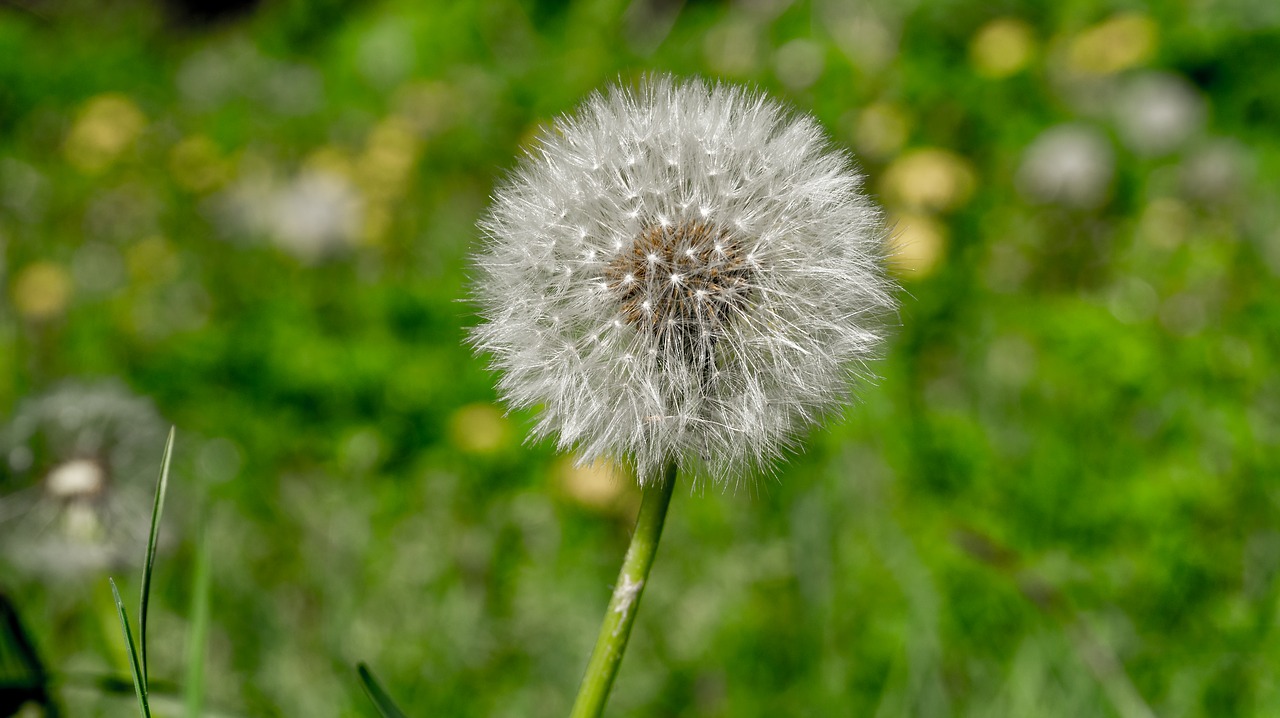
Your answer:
[12,261,74,321]
[854,103,910,161]
[448,403,510,454]
[881,148,976,213]
[887,212,947,279]
[970,18,1036,79]
[63,94,147,175]
[169,135,230,193]
[553,456,637,515]
[1066,13,1157,76]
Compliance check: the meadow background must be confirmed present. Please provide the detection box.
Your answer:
[2,0,1279,716]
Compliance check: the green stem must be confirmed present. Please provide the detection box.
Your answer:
[569,462,677,718]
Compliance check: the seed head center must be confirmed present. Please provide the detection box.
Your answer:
[45,458,108,501]
[605,221,754,346]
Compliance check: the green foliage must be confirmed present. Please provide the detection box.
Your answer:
[1,0,1278,716]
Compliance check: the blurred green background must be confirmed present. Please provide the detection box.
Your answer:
[2,0,1279,716]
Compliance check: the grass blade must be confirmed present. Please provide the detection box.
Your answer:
[109,578,150,718]
[185,510,212,718]
[141,426,175,686]
[0,593,57,715]
[356,662,408,718]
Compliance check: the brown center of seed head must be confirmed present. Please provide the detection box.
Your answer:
[605,221,754,355]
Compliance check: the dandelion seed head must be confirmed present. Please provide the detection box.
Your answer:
[0,380,167,578]
[470,76,897,485]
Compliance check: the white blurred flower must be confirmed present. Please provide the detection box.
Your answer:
[0,158,48,223]
[257,63,324,117]
[0,380,167,578]
[471,76,896,485]
[177,40,323,116]
[1181,138,1251,203]
[774,39,825,90]
[1113,71,1206,157]
[177,39,262,110]
[210,167,363,262]
[269,169,363,262]
[1016,124,1115,209]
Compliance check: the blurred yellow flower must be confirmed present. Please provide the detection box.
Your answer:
[303,146,355,178]
[1139,198,1193,250]
[854,102,910,161]
[359,116,419,201]
[553,456,637,514]
[64,94,146,175]
[356,116,421,245]
[393,81,462,137]
[447,403,509,454]
[1066,13,1157,75]
[887,212,947,279]
[169,135,230,193]
[703,19,759,77]
[970,18,1036,79]
[880,148,976,213]
[12,261,73,320]
[126,236,180,284]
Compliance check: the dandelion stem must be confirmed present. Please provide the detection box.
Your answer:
[569,461,677,718]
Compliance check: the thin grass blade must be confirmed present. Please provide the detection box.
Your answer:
[0,594,54,713]
[356,663,408,718]
[109,578,150,718]
[141,426,175,685]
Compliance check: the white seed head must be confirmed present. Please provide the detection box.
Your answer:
[0,380,167,578]
[470,76,897,486]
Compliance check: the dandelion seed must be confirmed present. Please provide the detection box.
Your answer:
[470,76,896,485]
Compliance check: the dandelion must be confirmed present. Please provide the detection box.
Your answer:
[0,380,167,579]
[209,165,364,263]
[470,76,895,717]
[471,75,896,487]
[1113,71,1205,157]
[1180,138,1251,203]
[268,168,363,261]
[1016,123,1115,209]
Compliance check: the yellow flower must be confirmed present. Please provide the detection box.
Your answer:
[880,148,976,213]
[64,94,146,174]
[12,261,73,321]
[970,18,1036,79]
[887,213,947,280]
[1066,13,1157,76]
[447,403,510,454]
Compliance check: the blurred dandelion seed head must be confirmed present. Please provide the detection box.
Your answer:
[1180,139,1252,203]
[470,76,897,485]
[1114,71,1206,157]
[1016,124,1115,209]
[0,380,167,579]
[45,458,108,500]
